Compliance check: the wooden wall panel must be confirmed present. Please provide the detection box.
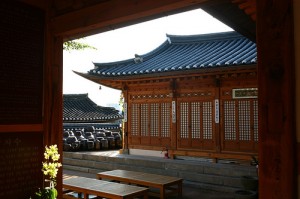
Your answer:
[0,2,45,198]
[127,73,258,157]
[0,133,43,198]
[0,1,44,124]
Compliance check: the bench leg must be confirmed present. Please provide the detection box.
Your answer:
[160,187,165,199]
[144,192,148,199]
[178,182,182,197]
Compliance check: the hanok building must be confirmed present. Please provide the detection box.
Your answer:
[63,94,123,132]
[75,31,258,161]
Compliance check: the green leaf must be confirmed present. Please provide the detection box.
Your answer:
[49,188,57,199]
[63,39,97,52]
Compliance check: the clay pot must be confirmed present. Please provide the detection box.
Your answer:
[241,176,258,191]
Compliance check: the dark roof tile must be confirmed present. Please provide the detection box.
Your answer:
[88,31,256,78]
[63,94,122,122]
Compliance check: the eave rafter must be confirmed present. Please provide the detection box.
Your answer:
[75,64,256,90]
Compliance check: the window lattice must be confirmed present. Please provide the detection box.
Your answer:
[180,102,189,138]
[253,100,258,142]
[238,101,251,141]
[161,103,170,137]
[203,102,212,139]
[150,103,159,137]
[191,102,201,139]
[140,104,148,136]
[131,104,139,136]
[224,101,236,140]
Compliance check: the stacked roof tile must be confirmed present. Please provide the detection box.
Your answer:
[63,94,122,122]
[88,31,256,79]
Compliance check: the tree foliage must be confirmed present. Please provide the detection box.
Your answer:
[63,39,97,51]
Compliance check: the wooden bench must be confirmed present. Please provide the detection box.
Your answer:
[63,176,148,199]
[97,170,182,199]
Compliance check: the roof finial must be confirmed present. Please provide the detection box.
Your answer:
[134,54,143,63]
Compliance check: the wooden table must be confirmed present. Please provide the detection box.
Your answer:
[97,170,182,199]
[63,176,148,199]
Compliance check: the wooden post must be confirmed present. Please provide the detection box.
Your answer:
[294,1,300,197]
[171,79,177,158]
[44,28,63,197]
[214,78,221,155]
[256,0,296,198]
[122,84,129,151]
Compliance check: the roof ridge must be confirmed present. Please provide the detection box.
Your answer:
[166,31,242,44]
[63,93,88,98]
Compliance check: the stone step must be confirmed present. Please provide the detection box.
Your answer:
[63,151,257,193]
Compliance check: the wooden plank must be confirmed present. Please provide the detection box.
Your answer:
[256,0,296,198]
[63,177,148,199]
[97,170,182,199]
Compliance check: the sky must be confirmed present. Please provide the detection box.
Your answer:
[63,8,232,109]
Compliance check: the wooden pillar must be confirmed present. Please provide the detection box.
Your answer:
[44,26,64,197]
[214,78,221,158]
[256,0,296,198]
[170,79,177,158]
[293,1,300,197]
[122,84,129,151]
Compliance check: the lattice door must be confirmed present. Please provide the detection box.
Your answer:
[128,102,171,147]
[129,103,140,144]
[221,99,258,152]
[177,100,215,150]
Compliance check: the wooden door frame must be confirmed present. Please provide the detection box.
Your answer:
[45,0,296,198]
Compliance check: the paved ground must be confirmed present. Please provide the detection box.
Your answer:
[63,169,237,199]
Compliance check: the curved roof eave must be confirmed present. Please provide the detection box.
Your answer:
[75,63,257,90]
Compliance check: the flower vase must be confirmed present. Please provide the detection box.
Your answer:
[45,180,57,199]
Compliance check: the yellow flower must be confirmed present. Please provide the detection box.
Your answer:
[41,145,62,180]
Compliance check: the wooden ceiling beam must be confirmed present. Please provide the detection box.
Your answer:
[238,0,255,10]
[49,0,208,39]
[231,0,256,21]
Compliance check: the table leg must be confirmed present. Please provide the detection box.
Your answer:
[178,182,183,197]
[160,186,165,199]
[84,193,88,199]
[144,191,148,199]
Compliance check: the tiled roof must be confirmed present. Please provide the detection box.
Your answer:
[63,94,122,122]
[88,31,256,78]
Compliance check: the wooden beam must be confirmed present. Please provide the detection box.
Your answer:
[170,149,257,161]
[50,0,208,38]
[0,124,43,132]
[256,0,296,198]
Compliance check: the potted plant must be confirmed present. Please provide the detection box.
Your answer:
[34,145,62,199]
[234,156,259,199]
[250,156,259,177]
